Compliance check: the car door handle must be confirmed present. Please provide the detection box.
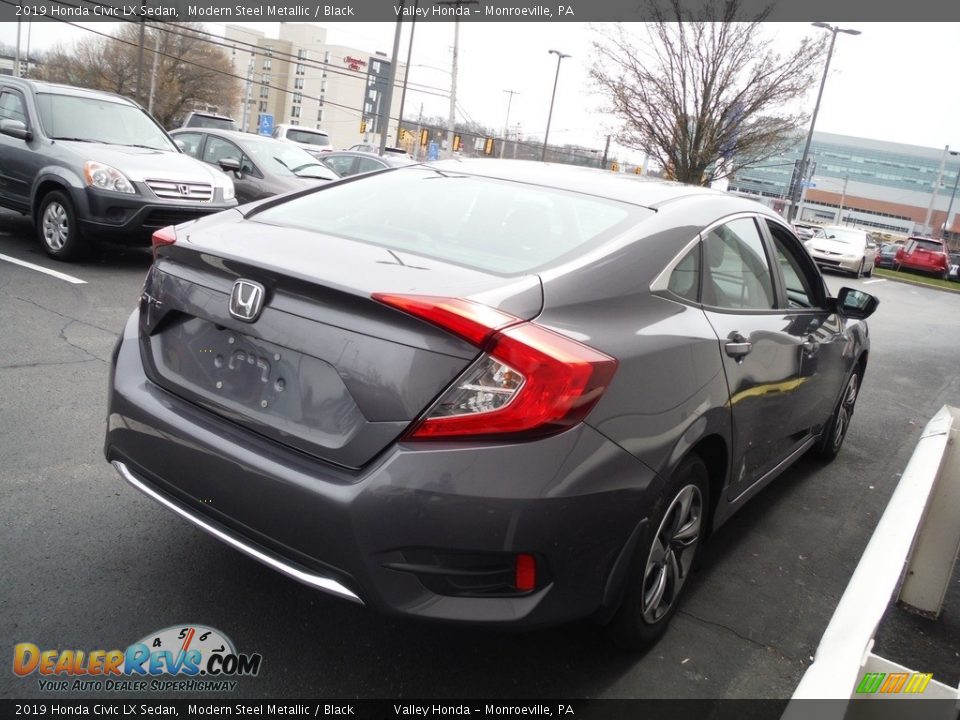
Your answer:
[725,340,753,358]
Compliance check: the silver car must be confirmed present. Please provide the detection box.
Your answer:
[803,225,878,278]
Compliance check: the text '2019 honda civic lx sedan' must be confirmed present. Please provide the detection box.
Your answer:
[104,159,878,648]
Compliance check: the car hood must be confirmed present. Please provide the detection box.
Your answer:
[56,141,228,184]
[807,238,861,255]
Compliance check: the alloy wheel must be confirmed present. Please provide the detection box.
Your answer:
[832,373,859,452]
[641,484,703,624]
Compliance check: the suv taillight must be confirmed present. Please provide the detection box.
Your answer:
[372,294,618,440]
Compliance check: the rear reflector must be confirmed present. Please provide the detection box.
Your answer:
[373,293,617,440]
[151,226,177,255]
[515,554,536,592]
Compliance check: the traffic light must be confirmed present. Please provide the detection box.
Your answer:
[610,161,619,173]
[359,118,367,134]
[484,138,494,156]
[634,166,642,175]
[420,129,429,147]
[453,135,462,152]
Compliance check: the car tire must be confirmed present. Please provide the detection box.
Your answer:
[604,455,709,650]
[854,259,864,279]
[815,368,860,462]
[864,261,873,278]
[37,190,88,261]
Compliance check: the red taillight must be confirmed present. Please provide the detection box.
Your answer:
[151,226,176,256]
[515,554,537,592]
[373,294,618,440]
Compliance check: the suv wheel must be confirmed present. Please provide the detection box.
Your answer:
[604,455,709,649]
[38,191,87,261]
[816,369,859,462]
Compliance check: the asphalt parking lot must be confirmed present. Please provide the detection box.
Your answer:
[2,207,959,700]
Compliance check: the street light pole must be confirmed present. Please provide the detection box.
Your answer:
[789,23,860,222]
[14,20,21,78]
[500,89,518,159]
[379,2,404,157]
[941,151,960,243]
[541,49,570,162]
[396,0,418,151]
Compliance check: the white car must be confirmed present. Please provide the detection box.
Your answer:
[271,124,333,159]
[803,225,878,278]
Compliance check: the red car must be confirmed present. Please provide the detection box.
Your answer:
[895,237,951,278]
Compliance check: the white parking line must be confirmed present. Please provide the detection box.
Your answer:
[0,253,87,284]
[862,279,887,285]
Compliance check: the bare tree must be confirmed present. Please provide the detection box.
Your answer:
[33,24,239,129]
[591,1,828,185]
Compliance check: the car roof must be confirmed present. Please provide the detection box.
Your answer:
[324,150,414,166]
[187,111,234,120]
[414,158,750,210]
[278,124,329,135]
[3,77,137,106]
[171,128,282,144]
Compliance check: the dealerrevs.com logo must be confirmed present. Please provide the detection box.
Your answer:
[13,625,262,692]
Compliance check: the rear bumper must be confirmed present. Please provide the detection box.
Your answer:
[105,310,657,628]
[72,186,236,245]
[895,259,946,275]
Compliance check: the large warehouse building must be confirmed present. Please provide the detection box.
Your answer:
[729,132,960,244]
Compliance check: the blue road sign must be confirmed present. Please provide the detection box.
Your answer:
[258,114,274,137]
[427,142,440,161]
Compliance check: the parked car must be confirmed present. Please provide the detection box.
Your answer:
[318,150,416,178]
[874,242,901,269]
[272,124,334,158]
[105,159,877,649]
[0,78,236,260]
[803,225,878,278]
[949,252,960,282]
[792,221,819,240]
[181,111,237,132]
[171,128,338,205]
[894,237,951,279]
[346,143,412,158]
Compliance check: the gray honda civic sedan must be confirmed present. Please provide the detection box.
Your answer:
[104,159,877,648]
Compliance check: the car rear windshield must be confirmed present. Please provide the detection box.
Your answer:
[188,115,236,131]
[251,168,650,274]
[910,239,944,252]
[286,129,331,146]
[36,93,175,151]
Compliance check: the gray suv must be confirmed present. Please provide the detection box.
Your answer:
[0,78,237,260]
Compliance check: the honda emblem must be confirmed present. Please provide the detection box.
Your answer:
[229,280,265,322]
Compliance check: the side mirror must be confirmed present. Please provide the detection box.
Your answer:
[834,287,879,320]
[218,157,241,175]
[0,118,32,141]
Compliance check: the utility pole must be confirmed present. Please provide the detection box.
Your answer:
[414,102,424,160]
[24,21,32,77]
[837,174,849,224]
[924,145,948,236]
[600,135,611,169]
[147,26,161,115]
[14,20,21,78]
[445,21,460,158]
[241,55,254,132]
[500,90,518,159]
[136,3,147,104]
[942,151,960,243]
[379,2,404,156]
[397,0,418,151]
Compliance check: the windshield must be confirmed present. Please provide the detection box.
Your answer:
[36,93,176,151]
[242,138,334,178]
[251,168,649,275]
[816,228,867,246]
[285,129,331,147]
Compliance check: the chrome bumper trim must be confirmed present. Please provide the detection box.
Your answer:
[112,460,364,604]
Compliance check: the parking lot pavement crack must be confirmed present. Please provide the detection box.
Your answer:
[11,294,117,336]
[58,320,110,365]
[0,358,98,370]
[677,609,802,662]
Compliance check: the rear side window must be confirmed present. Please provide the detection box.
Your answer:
[703,218,776,310]
[252,169,650,274]
[667,246,700,302]
[0,90,27,124]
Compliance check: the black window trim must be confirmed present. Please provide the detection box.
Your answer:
[761,216,830,312]
[0,86,31,130]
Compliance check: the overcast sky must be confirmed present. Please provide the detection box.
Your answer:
[2,20,958,161]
